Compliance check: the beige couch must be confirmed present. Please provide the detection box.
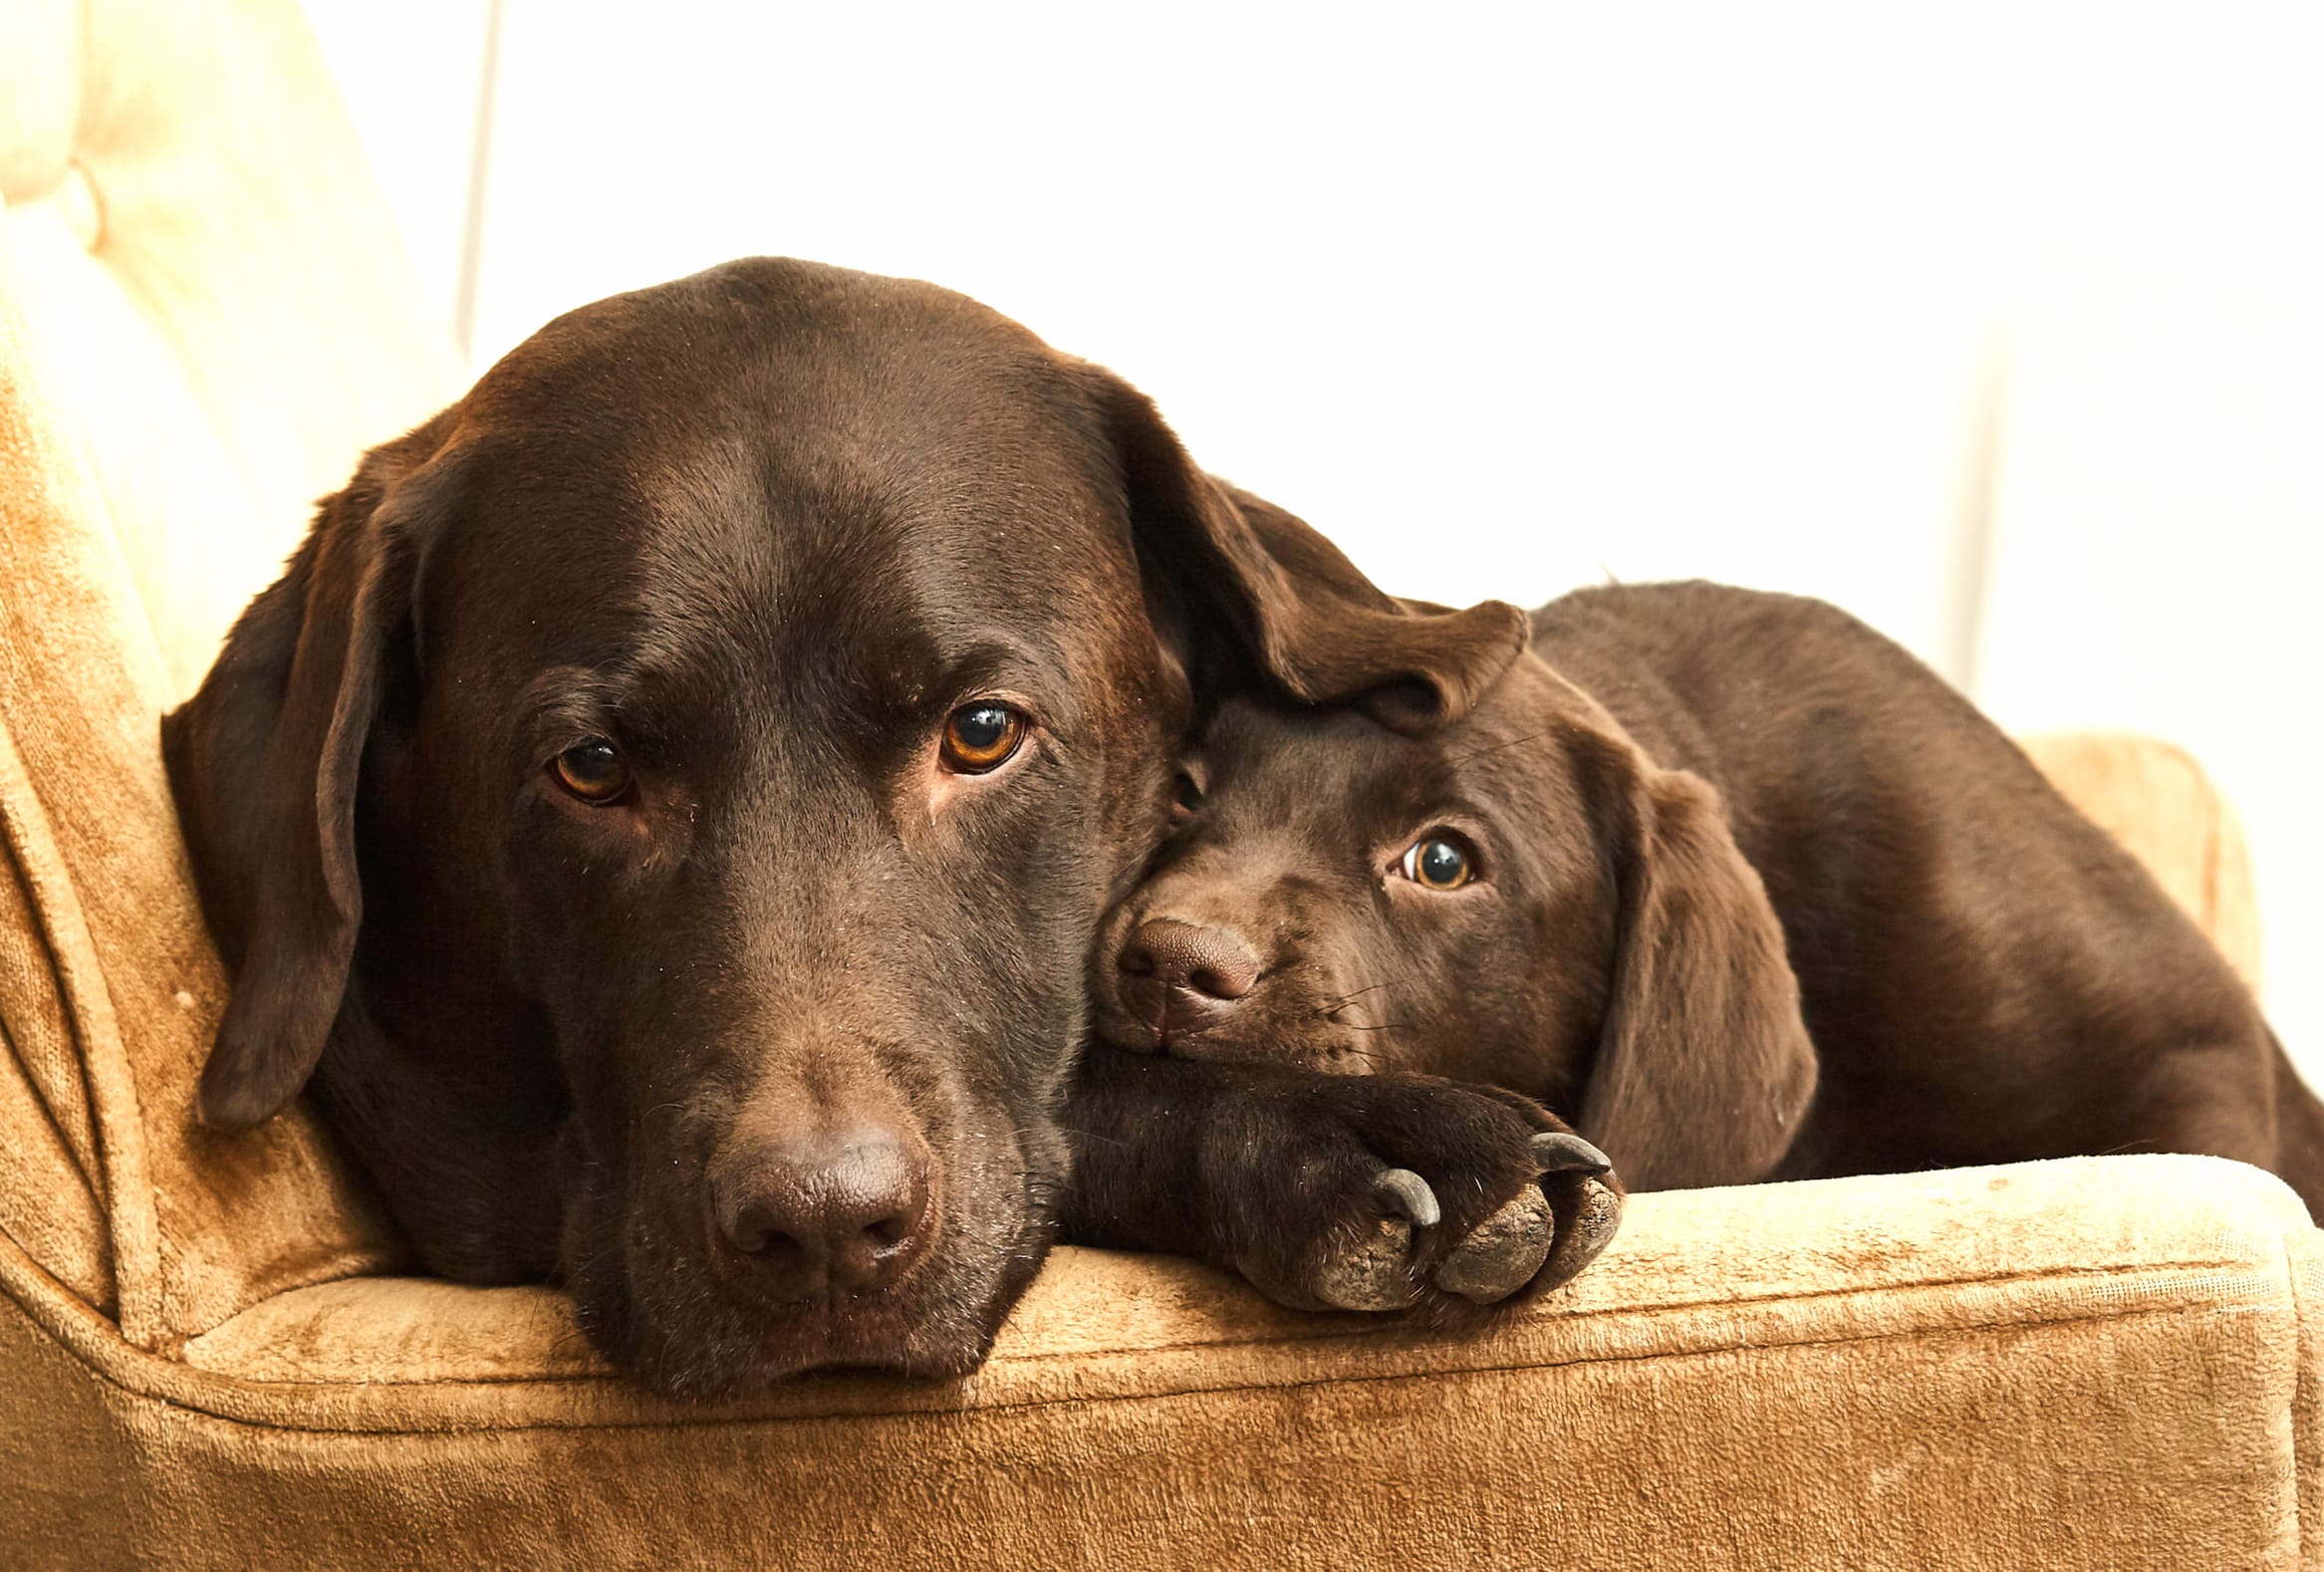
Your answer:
[3,2,2316,1566]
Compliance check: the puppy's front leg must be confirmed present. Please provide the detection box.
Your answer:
[1058,1047,1624,1316]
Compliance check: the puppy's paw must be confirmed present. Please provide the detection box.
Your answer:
[1430,1132,1624,1303]
[1204,1075,1624,1317]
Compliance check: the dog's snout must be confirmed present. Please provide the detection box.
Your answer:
[1120,917,1261,1000]
[710,1115,932,1298]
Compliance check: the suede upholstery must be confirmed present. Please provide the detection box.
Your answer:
[1,1,2315,1566]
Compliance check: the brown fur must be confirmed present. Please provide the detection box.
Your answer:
[1097,580,2322,1204]
[164,258,1605,1398]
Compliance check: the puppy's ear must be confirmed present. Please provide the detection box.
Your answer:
[1574,735,1819,1189]
[1078,366,1528,729]
[162,417,458,1131]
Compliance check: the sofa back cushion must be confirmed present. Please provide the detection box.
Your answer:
[2019,731,2263,991]
[0,0,460,1344]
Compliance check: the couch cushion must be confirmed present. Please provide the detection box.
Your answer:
[0,284,404,1350]
[171,1154,2311,1417]
[0,0,464,698]
[0,0,455,1348]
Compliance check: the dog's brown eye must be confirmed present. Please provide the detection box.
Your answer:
[940,703,1027,774]
[1171,770,1203,817]
[552,738,632,803]
[1399,833,1476,891]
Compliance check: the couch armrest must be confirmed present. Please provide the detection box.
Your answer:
[6,1153,2315,1568]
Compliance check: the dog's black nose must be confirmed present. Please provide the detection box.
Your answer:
[709,1117,931,1298]
[1117,918,1262,1042]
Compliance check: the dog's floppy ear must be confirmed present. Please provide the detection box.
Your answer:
[1078,366,1528,729]
[162,416,458,1131]
[1573,734,1819,1189]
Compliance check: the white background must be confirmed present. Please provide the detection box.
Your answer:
[306,0,2322,1066]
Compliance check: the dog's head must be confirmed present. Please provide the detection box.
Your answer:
[162,259,1529,1398]
[1092,655,1818,1189]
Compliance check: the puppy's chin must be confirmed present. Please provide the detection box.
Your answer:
[1090,998,1381,1077]
[1091,1003,1165,1055]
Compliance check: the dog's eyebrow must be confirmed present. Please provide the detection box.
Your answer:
[512,665,645,745]
[925,636,1062,707]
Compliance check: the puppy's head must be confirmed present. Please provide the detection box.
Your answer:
[1092,656,1819,1188]
[163,259,1531,1398]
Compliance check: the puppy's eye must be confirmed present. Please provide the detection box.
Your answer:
[939,702,1028,774]
[1171,769,1203,818]
[551,738,633,803]
[1398,833,1477,891]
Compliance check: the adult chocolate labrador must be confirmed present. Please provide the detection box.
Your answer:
[1095,576,2323,1206]
[163,259,1618,1401]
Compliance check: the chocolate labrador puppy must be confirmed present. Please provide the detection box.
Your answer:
[1096,576,2323,1205]
[163,259,1616,1401]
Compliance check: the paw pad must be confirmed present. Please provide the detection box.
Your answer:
[1308,1216,1420,1312]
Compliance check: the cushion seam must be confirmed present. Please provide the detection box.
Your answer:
[79,1292,2304,1441]
[186,1251,2284,1391]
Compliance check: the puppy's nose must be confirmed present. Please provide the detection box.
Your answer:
[1116,918,1262,1044]
[1119,917,1262,1001]
[709,1116,931,1299]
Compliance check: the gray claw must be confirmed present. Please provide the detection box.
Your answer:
[1531,1130,1612,1177]
[1371,1167,1441,1228]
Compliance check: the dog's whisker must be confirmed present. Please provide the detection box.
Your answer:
[1444,726,1563,768]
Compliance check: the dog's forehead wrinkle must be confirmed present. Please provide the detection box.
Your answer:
[1208,691,1602,883]
[551,413,1126,763]
[1204,713,1454,855]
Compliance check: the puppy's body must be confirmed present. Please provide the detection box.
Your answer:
[1099,579,2322,1204]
